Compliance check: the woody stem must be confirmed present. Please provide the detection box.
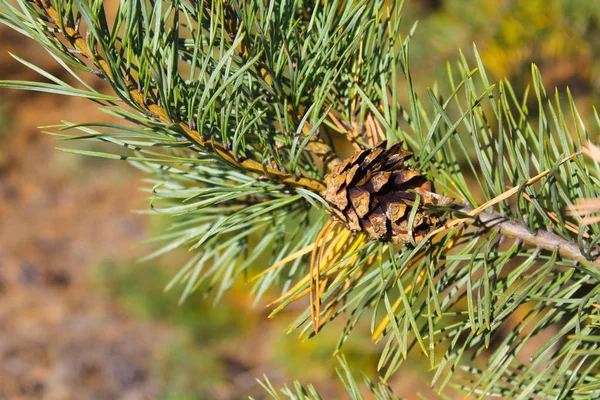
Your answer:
[459,204,600,268]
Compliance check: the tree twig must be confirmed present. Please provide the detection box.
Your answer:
[460,204,600,268]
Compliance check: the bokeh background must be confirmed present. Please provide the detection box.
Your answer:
[0,1,599,399]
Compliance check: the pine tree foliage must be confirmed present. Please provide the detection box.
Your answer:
[255,356,400,400]
[2,0,600,398]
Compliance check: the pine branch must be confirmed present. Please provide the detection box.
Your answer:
[29,0,326,193]
[2,1,600,398]
[432,150,600,268]
[462,204,600,268]
[24,0,600,268]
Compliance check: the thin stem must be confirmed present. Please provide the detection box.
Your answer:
[460,204,600,268]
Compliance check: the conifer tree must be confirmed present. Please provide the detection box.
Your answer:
[2,1,600,398]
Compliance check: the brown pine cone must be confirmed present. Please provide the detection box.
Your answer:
[321,141,454,244]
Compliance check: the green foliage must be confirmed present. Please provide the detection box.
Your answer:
[256,356,399,400]
[2,0,600,398]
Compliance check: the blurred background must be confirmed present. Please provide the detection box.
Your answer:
[0,0,599,399]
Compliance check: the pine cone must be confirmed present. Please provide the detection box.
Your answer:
[322,141,454,244]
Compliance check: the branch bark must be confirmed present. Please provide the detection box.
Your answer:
[461,205,600,268]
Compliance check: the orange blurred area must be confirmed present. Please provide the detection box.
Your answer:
[0,1,599,399]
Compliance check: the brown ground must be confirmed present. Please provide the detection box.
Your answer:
[0,27,166,399]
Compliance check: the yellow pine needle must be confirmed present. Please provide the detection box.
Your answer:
[328,111,351,134]
[267,223,337,307]
[567,142,600,227]
[583,141,600,162]
[270,232,365,307]
[581,215,600,226]
[365,114,385,147]
[248,224,347,285]
[311,220,338,333]
[365,115,376,147]
[340,268,368,301]
[319,229,356,274]
[313,233,353,300]
[311,237,372,332]
[331,241,378,292]
[373,116,386,143]
[521,191,589,238]
[267,231,365,311]
[372,287,409,342]
[467,151,581,217]
[321,307,335,327]
[328,264,353,291]
[312,225,368,332]
[326,234,368,282]
[430,151,581,236]
[247,244,315,284]
[371,229,464,342]
[569,199,600,215]
[325,243,367,293]
[267,272,321,308]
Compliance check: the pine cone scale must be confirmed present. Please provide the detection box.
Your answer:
[349,188,370,218]
[332,188,348,210]
[364,171,390,193]
[345,164,360,185]
[361,147,385,170]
